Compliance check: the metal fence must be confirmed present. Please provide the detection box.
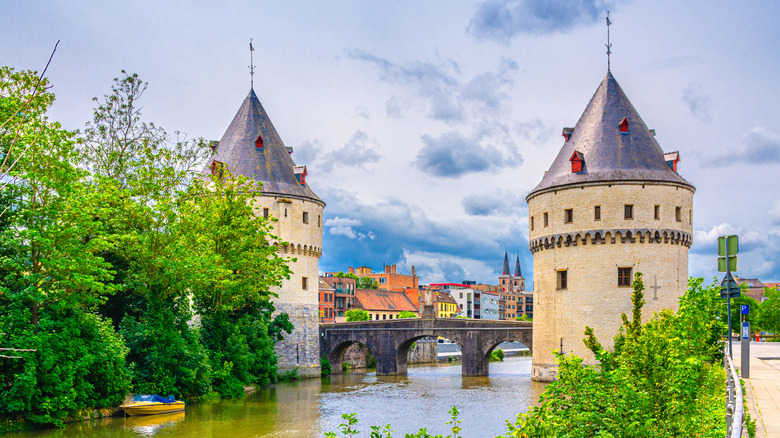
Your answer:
[724,355,744,437]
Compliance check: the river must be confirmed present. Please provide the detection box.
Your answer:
[8,356,545,438]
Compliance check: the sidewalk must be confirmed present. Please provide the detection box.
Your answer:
[730,341,780,438]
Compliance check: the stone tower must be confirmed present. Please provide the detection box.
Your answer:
[205,89,325,378]
[526,71,694,381]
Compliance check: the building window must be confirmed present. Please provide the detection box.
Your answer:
[530,216,534,231]
[556,270,568,290]
[379,277,386,284]
[303,212,309,224]
[618,267,632,287]
[383,314,387,320]
[375,314,379,320]
[389,314,393,319]
[594,205,601,221]
[544,212,549,227]
[263,208,269,218]
[624,204,633,220]
[284,208,287,217]
[318,214,321,227]
[676,206,682,222]
[564,208,573,224]
[654,205,660,220]
[302,277,308,290]
[689,209,692,225]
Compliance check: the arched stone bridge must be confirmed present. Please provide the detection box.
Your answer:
[319,317,532,376]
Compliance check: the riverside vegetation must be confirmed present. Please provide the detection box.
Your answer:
[327,274,728,438]
[0,67,294,431]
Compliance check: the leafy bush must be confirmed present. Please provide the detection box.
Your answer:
[490,348,504,362]
[345,309,370,322]
[120,294,211,401]
[321,355,332,377]
[501,275,727,438]
[0,308,131,428]
[397,311,418,318]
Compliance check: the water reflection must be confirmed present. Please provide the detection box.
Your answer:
[5,356,539,438]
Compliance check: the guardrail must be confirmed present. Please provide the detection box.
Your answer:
[724,355,744,437]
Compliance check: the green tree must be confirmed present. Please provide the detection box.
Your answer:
[334,271,359,279]
[758,287,780,335]
[502,275,726,438]
[181,171,293,396]
[357,277,378,289]
[397,311,418,318]
[0,66,131,428]
[80,71,212,400]
[345,309,370,322]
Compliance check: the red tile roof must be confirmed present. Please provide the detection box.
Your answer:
[354,289,416,312]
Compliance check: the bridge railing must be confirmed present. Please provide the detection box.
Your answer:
[724,354,744,438]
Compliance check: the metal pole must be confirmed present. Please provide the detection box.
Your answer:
[726,235,733,358]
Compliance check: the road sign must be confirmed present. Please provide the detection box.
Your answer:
[717,235,738,272]
[741,305,749,315]
[718,235,739,256]
[720,272,741,298]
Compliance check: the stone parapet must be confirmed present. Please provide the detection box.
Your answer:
[275,303,321,378]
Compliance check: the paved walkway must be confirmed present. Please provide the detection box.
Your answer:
[730,341,780,438]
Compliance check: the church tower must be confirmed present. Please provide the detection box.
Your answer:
[527,71,694,381]
[205,88,325,378]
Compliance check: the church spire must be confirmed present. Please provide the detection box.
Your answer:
[501,252,511,276]
[514,254,522,277]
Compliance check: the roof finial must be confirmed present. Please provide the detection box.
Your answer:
[249,38,256,90]
[605,11,612,72]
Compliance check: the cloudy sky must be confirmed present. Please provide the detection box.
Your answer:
[5,1,780,286]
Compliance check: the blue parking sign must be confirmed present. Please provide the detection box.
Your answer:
[741,305,749,315]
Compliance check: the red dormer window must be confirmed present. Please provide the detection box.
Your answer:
[562,127,574,142]
[209,160,225,178]
[569,151,584,173]
[294,165,308,186]
[255,133,264,149]
[619,117,630,133]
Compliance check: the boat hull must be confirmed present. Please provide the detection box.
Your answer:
[120,401,185,416]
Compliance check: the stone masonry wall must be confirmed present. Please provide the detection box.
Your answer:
[528,182,693,381]
[274,303,321,378]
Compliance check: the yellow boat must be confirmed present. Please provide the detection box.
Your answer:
[119,394,185,416]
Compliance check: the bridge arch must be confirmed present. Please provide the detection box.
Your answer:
[327,338,379,375]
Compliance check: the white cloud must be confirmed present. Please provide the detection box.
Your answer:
[325,217,363,239]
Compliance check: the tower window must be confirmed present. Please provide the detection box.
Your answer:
[530,216,534,231]
[618,267,632,287]
[594,205,601,221]
[263,208,269,218]
[284,208,287,218]
[544,212,549,227]
[676,207,682,222]
[318,214,321,227]
[624,204,633,220]
[302,277,308,290]
[689,209,692,225]
[303,212,309,224]
[654,205,660,220]
[255,134,264,149]
[564,209,573,224]
[556,270,568,290]
[619,117,630,133]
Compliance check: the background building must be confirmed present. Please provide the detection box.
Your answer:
[321,274,356,319]
[204,87,325,378]
[349,264,419,291]
[527,71,694,381]
[354,289,417,321]
[318,279,335,323]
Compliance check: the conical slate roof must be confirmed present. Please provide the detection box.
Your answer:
[528,72,694,198]
[204,90,324,205]
[501,252,511,276]
[514,255,522,277]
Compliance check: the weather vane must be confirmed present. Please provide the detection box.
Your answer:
[605,11,612,71]
[249,38,256,89]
